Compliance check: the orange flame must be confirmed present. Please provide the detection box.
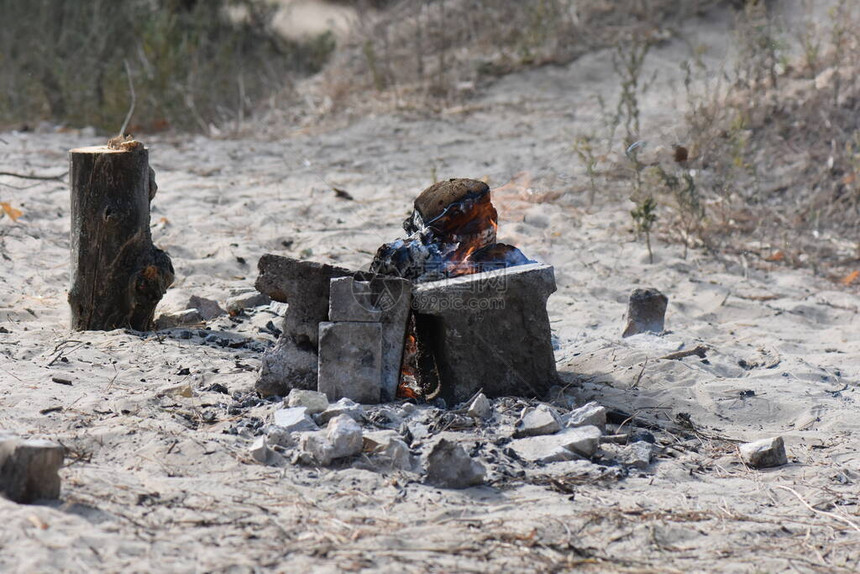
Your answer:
[397,330,421,399]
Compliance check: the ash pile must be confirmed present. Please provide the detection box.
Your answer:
[245,388,662,489]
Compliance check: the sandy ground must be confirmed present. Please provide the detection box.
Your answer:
[1,4,859,573]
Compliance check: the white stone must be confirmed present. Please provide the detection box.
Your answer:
[739,436,787,469]
[249,436,269,463]
[424,438,485,489]
[316,397,363,425]
[266,427,295,449]
[508,435,582,463]
[326,415,364,460]
[509,425,602,463]
[187,295,225,321]
[298,432,334,466]
[513,404,562,438]
[226,291,270,313]
[467,393,493,420]
[566,401,607,430]
[621,441,653,469]
[286,389,329,415]
[365,432,412,471]
[272,407,318,433]
[563,425,602,457]
[155,308,202,330]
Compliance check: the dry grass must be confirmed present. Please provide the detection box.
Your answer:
[309,0,722,117]
[676,0,860,278]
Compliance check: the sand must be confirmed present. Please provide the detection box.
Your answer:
[1,4,859,573]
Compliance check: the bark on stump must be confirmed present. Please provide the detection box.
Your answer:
[68,141,174,330]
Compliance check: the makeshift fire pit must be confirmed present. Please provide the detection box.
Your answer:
[255,178,558,405]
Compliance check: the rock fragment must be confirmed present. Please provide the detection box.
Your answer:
[425,439,485,489]
[513,404,562,438]
[740,436,788,469]
[508,425,602,463]
[188,295,226,321]
[467,393,493,420]
[226,291,271,313]
[508,435,582,464]
[155,308,202,330]
[297,432,334,466]
[566,401,607,430]
[366,435,412,471]
[266,427,295,449]
[286,389,329,415]
[326,415,364,460]
[562,425,603,457]
[622,287,668,337]
[0,436,65,503]
[249,436,270,463]
[621,441,654,470]
[272,406,319,433]
[316,397,364,425]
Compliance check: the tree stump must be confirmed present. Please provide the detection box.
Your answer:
[68,140,174,330]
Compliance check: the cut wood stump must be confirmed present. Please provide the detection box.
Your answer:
[68,139,174,330]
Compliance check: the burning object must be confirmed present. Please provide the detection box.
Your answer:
[370,178,532,281]
[255,178,558,404]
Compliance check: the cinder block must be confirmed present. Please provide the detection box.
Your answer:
[411,262,558,403]
[318,322,382,404]
[329,276,412,401]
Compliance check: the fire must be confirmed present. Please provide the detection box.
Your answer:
[397,327,421,399]
[375,177,536,399]
[431,191,499,278]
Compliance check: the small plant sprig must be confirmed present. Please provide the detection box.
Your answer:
[573,135,600,205]
[630,195,658,264]
[655,165,704,259]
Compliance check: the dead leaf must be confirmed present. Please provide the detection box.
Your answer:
[0,202,22,222]
[27,515,49,530]
[841,270,859,286]
[765,250,784,262]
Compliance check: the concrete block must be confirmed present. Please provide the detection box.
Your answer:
[254,255,354,397]
[411,263,558,403]
[255,254,352,349]
[329,276,412,402]
[0,436,65,503]
[317,322,382,404]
